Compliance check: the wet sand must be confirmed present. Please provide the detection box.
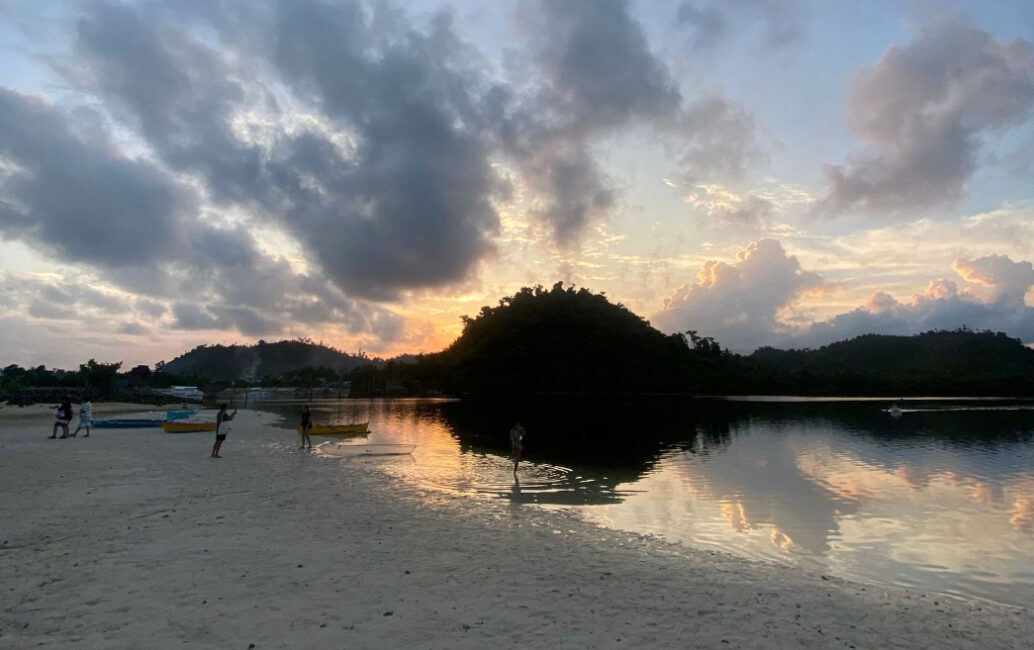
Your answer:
[1,408,1030,649]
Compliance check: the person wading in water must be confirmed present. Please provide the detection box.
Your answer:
[509,421,525,473]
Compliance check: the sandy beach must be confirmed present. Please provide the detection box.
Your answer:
[1,407,1030,649]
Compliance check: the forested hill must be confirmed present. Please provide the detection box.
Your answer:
[431,283,699,393]
[162,339,371,381]
[351,286,1034,397]
[158,289,1034,396]
[748,330,1034,396]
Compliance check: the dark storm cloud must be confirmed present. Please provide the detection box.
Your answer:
[516,0,682,131]
[0,87,401,342]
[171,302,220,330]
[69,0,502,299]
[817,20,1034,216]
[5,0,765,345]
[58,0,763,267]
[268,1,503,298]
[72,0,266,206]
[0,89,193,267]
[506,0,762,243]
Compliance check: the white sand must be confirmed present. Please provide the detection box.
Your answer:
[1,408,1030,649]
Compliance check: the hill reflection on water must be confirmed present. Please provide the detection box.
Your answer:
[257,395,1034,606]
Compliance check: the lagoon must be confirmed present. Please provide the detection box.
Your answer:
[258,395,1034,607]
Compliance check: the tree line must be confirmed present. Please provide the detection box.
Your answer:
[344,284,1034,398]
[5,285,1034,399]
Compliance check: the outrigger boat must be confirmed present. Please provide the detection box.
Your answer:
[165,408,200,420]
[90,418,164,428]
[163,420,217,433]
[297,422,370,438]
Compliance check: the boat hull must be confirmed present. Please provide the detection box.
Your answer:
[297,422,369,437]
[162,421,217,433]
[165,409,200,420]
[90,418,164,428]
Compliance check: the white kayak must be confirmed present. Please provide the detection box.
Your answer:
[320,442,415,457]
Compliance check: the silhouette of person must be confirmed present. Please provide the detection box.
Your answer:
[510,421,525,472]
[210,403,237,458]
[50,396,73,439]
[299,405,312,449]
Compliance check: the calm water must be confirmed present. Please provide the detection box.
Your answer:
[258,395,1034,607]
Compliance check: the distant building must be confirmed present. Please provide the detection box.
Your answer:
[156,386,204,400]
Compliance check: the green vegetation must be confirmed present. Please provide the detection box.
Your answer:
[437,283,695,393]
[3,287,1034,400]
[346,284,1034,397]
[747,329,1034,396]
[161,338,371,382]
[0,340,374,403]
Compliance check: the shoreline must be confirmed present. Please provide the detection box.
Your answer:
[0,401,198,420]
[2,408,1030,648]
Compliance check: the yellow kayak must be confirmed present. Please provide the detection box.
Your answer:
[297,422,369,437]
[163,421,217,433]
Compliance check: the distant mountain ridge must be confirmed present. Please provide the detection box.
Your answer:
[158,289,1034,397]
[747,329,1034,396]
[162,339,372,381]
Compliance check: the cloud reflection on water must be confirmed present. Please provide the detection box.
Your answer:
[257,396,1034,605]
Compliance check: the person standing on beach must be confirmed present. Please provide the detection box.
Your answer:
[49,396,73,438]
[299,405,313,449]
[510,421,525,472]
[210,403,237,458]
[72,398,92,437]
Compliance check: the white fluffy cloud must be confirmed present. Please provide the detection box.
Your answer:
[654,243,1034,352]
[651,239,824,350]
[952,254,1034,303]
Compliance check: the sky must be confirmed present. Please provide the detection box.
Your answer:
[1,0,1033,371]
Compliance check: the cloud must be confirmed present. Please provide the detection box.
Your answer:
[1,272,132,321]
[817,20,1034,215]
[46,0,764,272]
[505,0,762,242]
[0,89,195,267]
[952,254,1034,302]
[651,239,824,350]
[516,0,682,131]
[117,322,152,336]
[680,183,776,228]
[654,242,1034,352]
[63,0,502,300]
[3,0,771,361]
[0,87,403,342]
[677,0,805,52]
[793,253,1034,348]
[523,145,616,243]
